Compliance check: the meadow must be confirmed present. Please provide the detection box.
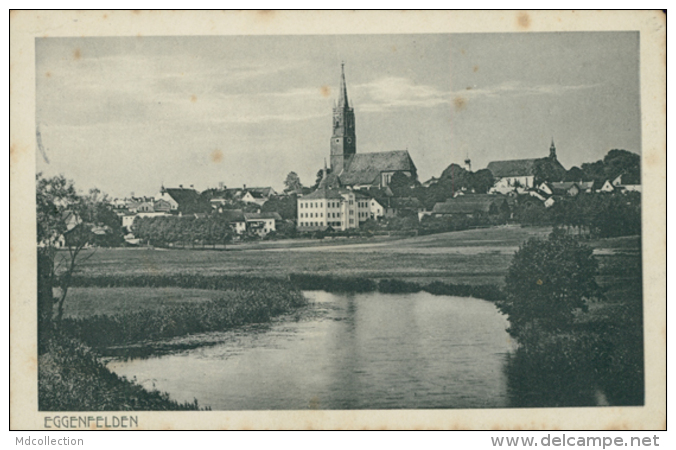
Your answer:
[73,225,640,288]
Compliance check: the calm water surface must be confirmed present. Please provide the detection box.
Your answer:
[107,291,515,409]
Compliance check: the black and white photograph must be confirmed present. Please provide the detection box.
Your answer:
[10,10,665,431]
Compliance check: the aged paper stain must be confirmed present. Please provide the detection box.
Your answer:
[517,12,531,29]
[256,10,275,23]
[453,96,466,111]
[210,149,223,163]
[73,48,81,60]
[190,94,197,103]
[10,143,22,165]
[473,65,479,72]
[320,85,331,98]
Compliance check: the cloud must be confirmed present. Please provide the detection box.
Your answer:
[38,50,324,129]
[452,81,600,100]
[353,77,451,112]
[206,111,328,125]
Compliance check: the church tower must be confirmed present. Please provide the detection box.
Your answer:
[330,62,356,173]
[549,138,557,159]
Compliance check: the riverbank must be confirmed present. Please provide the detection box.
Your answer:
[39,334,205,411]
[41,279,308,410]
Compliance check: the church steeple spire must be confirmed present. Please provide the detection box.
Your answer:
[330,62,356,173]
[338,61,349,108]
[550,137,557,159]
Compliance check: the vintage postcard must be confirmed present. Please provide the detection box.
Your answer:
[10,10,665,430]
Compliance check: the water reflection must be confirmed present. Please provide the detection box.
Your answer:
[107,291,515,410]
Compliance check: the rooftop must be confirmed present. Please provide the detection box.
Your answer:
[339,150,416,186]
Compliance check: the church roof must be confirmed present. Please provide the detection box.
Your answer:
[487,156,566,179]
[486,158,539,178]
[339,150,416,186]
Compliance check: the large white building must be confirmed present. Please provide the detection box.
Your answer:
[297,187,383,231]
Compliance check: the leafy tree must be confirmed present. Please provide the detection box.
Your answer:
[388,172,415,196]
[36,174,105,328]
[497,229,603,341]
[284,171,303,194]
[580,160,606,184]
[310,168,329,190]
[261,194,297,220]
[579,149,640,184]
[439,163,470,193]
[563,166,585,182]
[533,158,565,185]
[468,169,495,194]
[274,218,297,238]
[603,149,640,182]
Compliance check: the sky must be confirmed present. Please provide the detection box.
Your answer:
[36,32,640,198]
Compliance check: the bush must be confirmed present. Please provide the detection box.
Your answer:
[496,229,603,339]
[504,331,604,407]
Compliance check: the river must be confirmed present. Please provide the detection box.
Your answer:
[107,291,515,410]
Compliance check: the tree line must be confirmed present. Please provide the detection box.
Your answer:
[133,215,233,248]
[514,191,641,238]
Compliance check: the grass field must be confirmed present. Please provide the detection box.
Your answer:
[63,287,220,318]
[70,225,640,288]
